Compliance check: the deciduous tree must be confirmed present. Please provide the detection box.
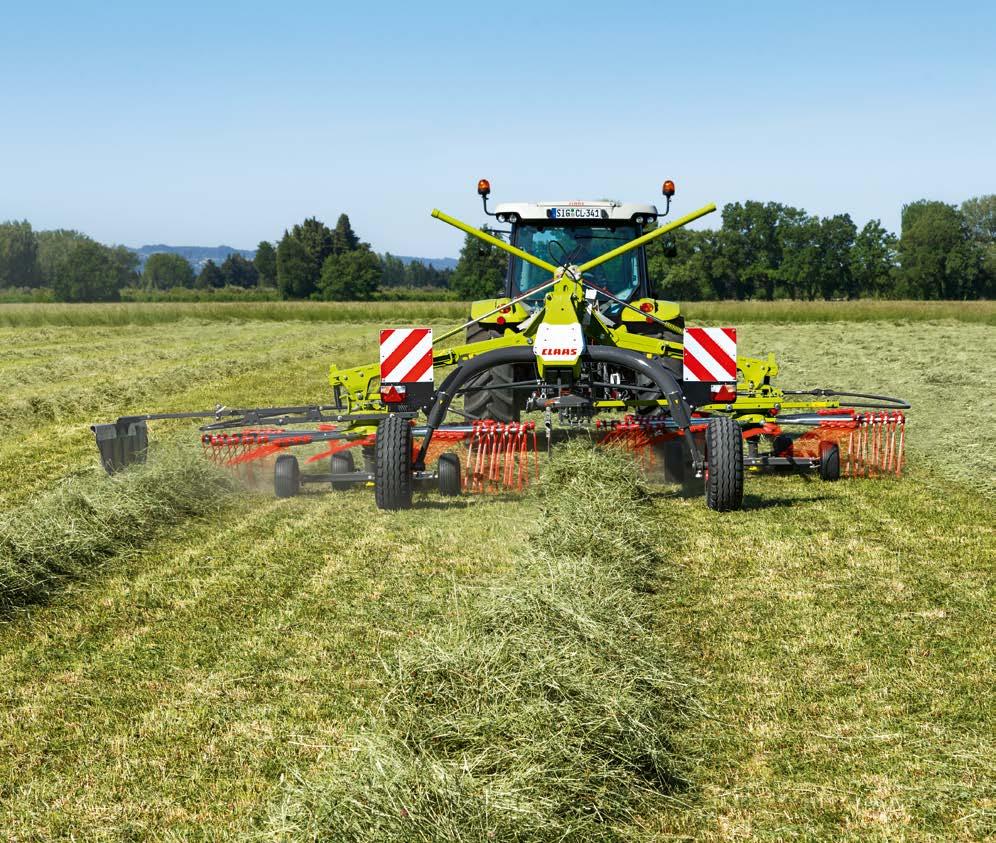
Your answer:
[0,220,40,287]
[451,229,506,300]
[318,246,382,300]
[143,252,195,289]
[276,235,315,298]
[53,240,133,301]
[253,241,277,286]
[36,229,91,288]
[196,259,224,289]
[219,253,259,288]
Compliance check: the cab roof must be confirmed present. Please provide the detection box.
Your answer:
[493,200,659,223]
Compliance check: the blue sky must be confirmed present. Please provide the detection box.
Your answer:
[1,1,993,256]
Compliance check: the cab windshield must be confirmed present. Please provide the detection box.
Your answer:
[511,223,642,302]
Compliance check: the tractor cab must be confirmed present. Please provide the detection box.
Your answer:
[492,200,661,308]
[468,180,683,337]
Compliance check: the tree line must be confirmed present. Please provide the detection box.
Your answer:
[0,213,454,302]
[642,196,994,301]
[454,194,995,301]
[1,195,992,302]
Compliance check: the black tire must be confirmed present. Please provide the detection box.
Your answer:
[375,414,413,510]
[274,454,300,498]
[705,417,744,512]
[463,324,520,422]
[819,442,841,482]
[437,452,462,496]
[771,434,794,456]
[330,450,355,489]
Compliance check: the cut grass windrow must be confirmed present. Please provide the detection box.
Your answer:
[270,445,693,841]
[0,449,234,614]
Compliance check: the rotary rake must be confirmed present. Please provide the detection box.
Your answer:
[92,180,910,511]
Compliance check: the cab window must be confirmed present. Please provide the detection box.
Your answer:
[510,224,641,302]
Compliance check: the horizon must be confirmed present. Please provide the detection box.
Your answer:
[1,1,994,255]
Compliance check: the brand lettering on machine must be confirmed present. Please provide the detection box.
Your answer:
[540,347,578,356]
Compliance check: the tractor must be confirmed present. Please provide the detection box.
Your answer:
[92,180,910,512]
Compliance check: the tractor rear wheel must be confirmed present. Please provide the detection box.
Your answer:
[437,452,462,496]
[330,450,355,489]
[705,417,744,512]
[463,325,520,422]
[375,413,413,510]
[819,442,841,481]
[274,454,300,498]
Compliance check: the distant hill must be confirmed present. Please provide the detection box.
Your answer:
[131,245,255,272]
[131,245,458,273]
[391,255,459,271]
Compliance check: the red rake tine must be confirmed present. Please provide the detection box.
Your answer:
[896,415,906,477]
[503,424,515,488]
[501,424,514,489]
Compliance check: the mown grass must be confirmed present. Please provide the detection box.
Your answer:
[0,298,991,327]
[0,449,234,614]
[271,447,692,841]
[644,469,994,840]
[0,302,990,840]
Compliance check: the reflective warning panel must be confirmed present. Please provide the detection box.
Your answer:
[380,328,433,383]
[683,327,737,382]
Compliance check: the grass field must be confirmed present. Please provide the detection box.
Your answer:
[0,303,992,840]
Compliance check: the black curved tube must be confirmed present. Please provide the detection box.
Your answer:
[782,389,911,410]
[416,345,703,469]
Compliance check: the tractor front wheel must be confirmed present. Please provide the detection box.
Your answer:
[705,417,744,512]
[375,414,413,510]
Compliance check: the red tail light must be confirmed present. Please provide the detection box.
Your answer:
[710,384,737,402]
[380,384,407,403]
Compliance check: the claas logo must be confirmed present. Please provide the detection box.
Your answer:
[540,347,579,356]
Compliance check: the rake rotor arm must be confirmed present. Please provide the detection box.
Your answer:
[430,209,558,275]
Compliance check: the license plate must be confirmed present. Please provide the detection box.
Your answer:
[547,207,606,220]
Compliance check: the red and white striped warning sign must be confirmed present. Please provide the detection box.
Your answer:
[380,328,434,383]
[683,327,737,382]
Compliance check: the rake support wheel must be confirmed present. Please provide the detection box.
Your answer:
[437,452,462,496]
[819,442,841,482]
[274,454,300,498]
[331,450,355,488]
[375,413,413,510]
[705,417,744,512]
